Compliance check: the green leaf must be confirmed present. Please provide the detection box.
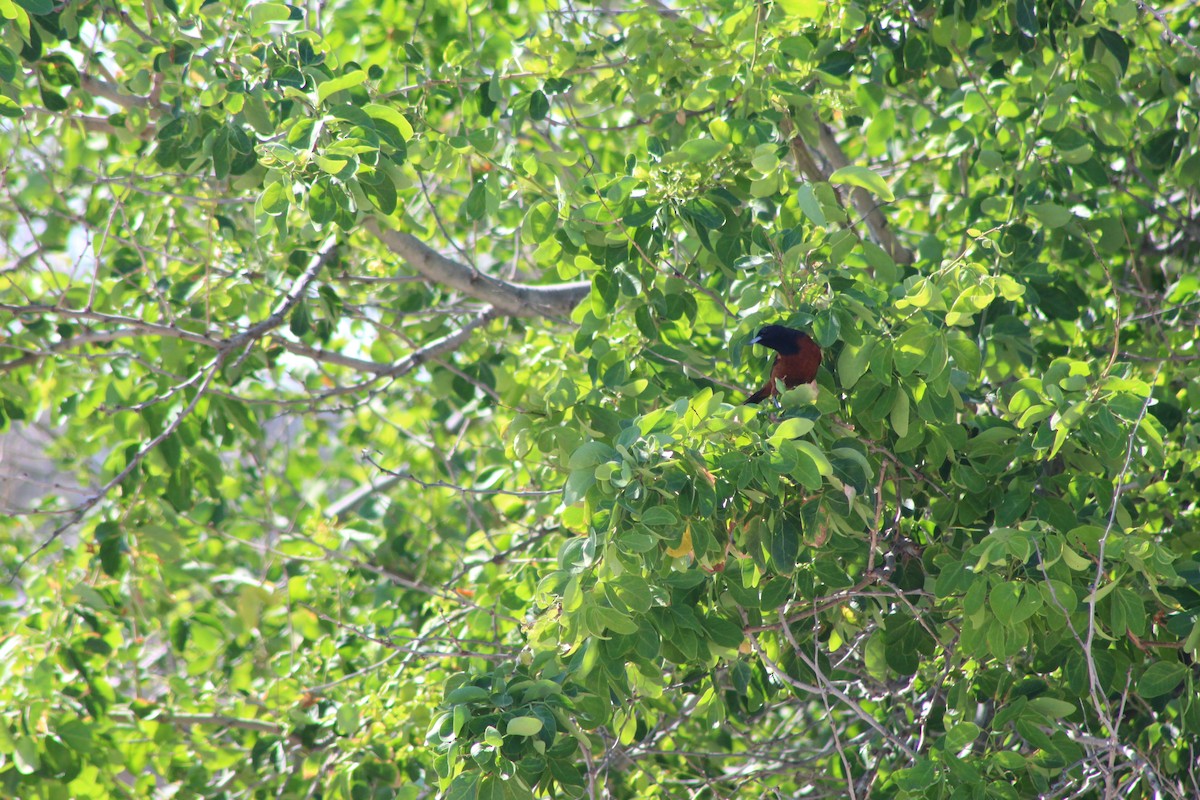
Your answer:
[890,389,909,438]
[893,326,932,376]
[506,716,544,737]
[683,196,725,229]
[769,417,814,444]
[818,51,855,77]
[446,773,480,800]
[361,174,398,215]
[247,2,292,29]
[308,179,336,225]
[1015,717,1054,750]
[703,615,745,649]
[828,165,894,202]
[0,45,16,83]
[640,506,679,526]
[446,685,490,704]
[40,53,80,87]
[594,604,639,634]
[934,559,970,598]
[40,85,67,111]
[316,153,354,179]
[0,720,15,752]
[98,532,125,576]
[795,183,827,226]
[364,103,414,141]
[261,181,290,215]
[1138,662,1187,699]
[211,127,231,179]
[0,95,23,118]
[837,339,872,389]
[568,442,616,470]
[766,516,801,574]
[675,138,727,163]
[14,736,38,775]
[1016,0,1038,37]
[775,0,824,17]
[336,703,360,735]
[523,200,557,243]
[1028,203,1072,228]
[529,89,550,120]
[464,179,487,221]
[946,332,981,376]
[884,617,921,675]
[944,722,981,752]
[289,299,311,337]
[484,725,503,748]
[794,441,832,479]
[1026,697,1075,719]
[562,469,594,505]
[317,70,367,104]
[900,278,938,310]
[989,582,1019,621]
[790,446,822,490]
[55,719,93,753]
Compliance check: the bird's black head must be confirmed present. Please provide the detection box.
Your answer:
[750,325,810,355]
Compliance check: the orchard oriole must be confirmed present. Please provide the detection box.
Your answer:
[744,325,822,404]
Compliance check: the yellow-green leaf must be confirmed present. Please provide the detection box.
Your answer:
[794,441,832,477]
[506,716,544,737]
[247,2,292,29]
[364,103,414,141]
[776,0,825,17]
[317,70,367,105]
[1028,202,1072,228]
[828,165,895,202]
[770,417,815,444]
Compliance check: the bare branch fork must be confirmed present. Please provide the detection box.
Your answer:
[747,623,920,761]
[5,355,225,584]
[4,246,334,583]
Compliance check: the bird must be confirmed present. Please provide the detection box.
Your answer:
[744,324,822,404]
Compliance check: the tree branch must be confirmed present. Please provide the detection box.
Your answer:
[6,355,226,584]
[0,328,147,373]
[2,280,493,394]
[108,711,285,736]
[815,122,913,265]
[746,621,919,760]
[4,248,334,582]
[0,304,222,360]
[784,116,913,267]
[376,307,499,378]
[79,74,171,115]
[365,219,590,318]
[225,244,336,352]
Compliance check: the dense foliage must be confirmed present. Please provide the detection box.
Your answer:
[2,0,1199,797]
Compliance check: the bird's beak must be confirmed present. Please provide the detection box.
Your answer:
[749,335,762,345]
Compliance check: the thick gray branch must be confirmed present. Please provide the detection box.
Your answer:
[225,244,334,351]
[366,219,590,318]
[378,307,499,377]
[277,306,496,380]
[79,74,171,115]
[0,328,148,373]
[0,304,222,355]
[815,123,914,266]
